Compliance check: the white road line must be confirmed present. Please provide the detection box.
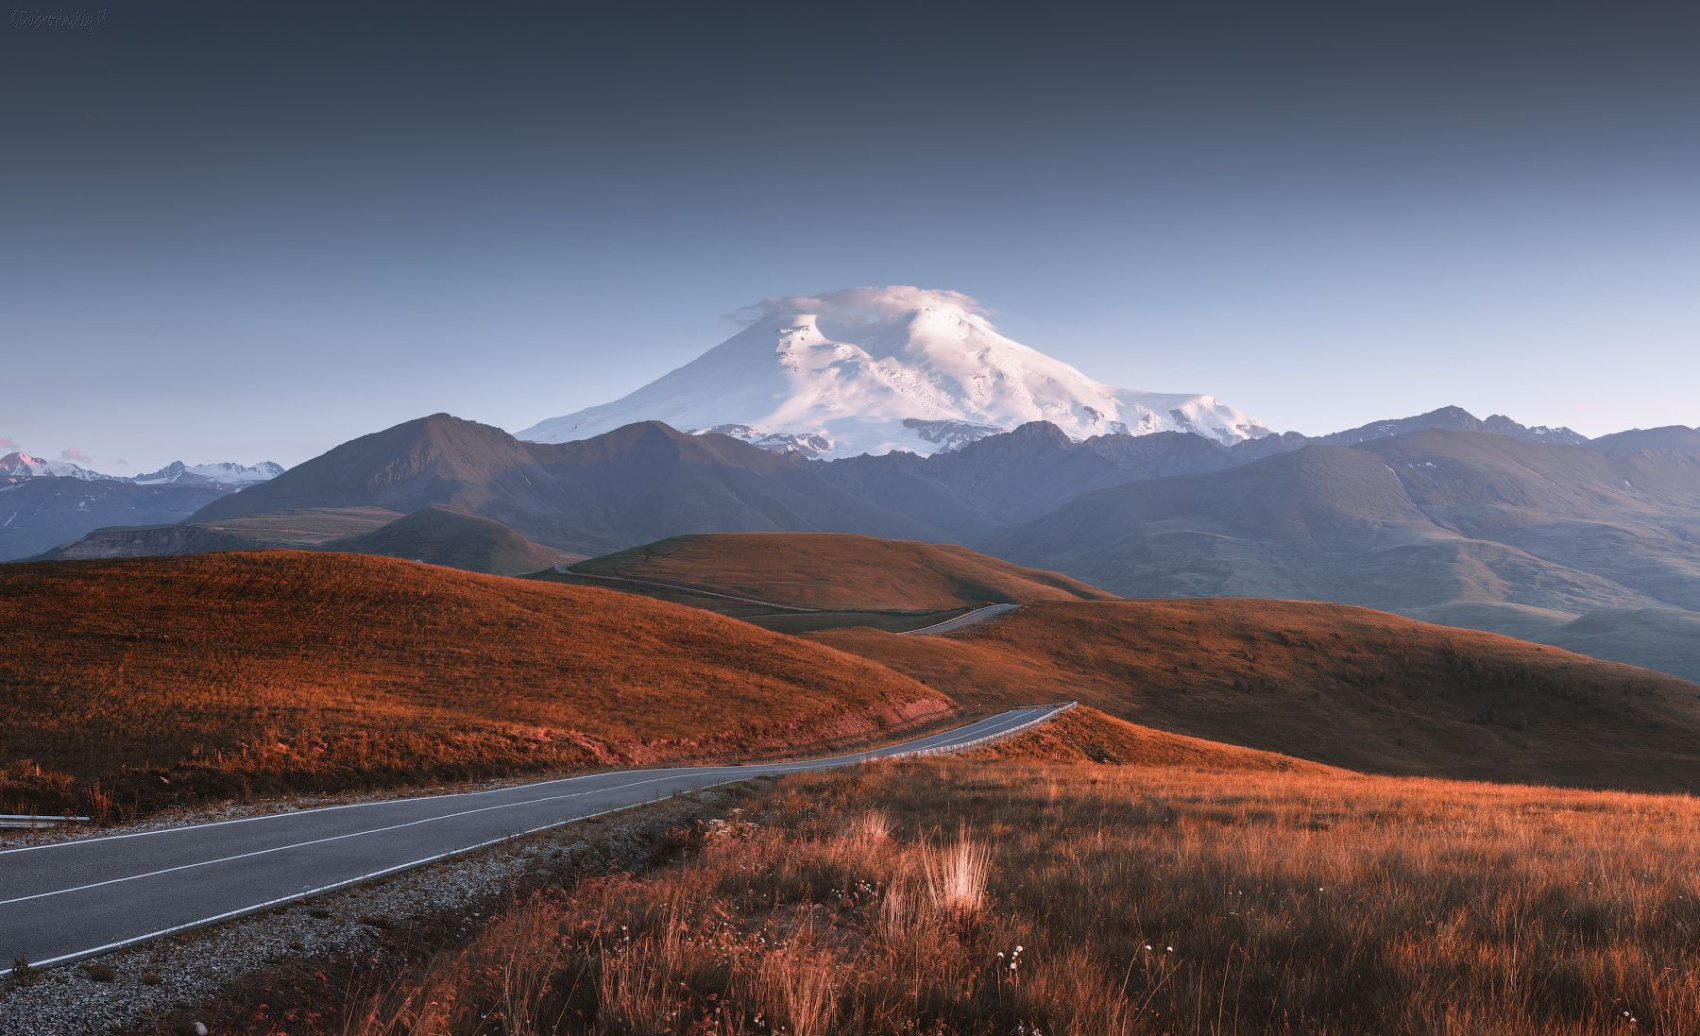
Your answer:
[0,771,693,907]
[0,790,741,976]
[0,706,1070,979]
[900,603,1019,636]
[1,712,1035,860]
[0,768,620,857]
[761,711,1034,770]
[1,712,1036,905]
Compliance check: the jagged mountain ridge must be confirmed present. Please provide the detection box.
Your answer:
[0,452,283,487]
[1316,406,1588,447]
[186,414,936,556]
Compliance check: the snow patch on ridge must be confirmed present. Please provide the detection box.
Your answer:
[134,460,287,486]
[0,452,113,480]
[0,452,284,486]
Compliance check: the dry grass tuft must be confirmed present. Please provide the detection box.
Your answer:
[921,829,991,919]
[343,759,1700,1036]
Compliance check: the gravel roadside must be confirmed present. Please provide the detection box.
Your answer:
[0,784,757,1036]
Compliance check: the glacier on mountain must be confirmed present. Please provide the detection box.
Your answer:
[518,286,1269,459]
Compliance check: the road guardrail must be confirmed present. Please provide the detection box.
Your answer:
[0,814,92,830]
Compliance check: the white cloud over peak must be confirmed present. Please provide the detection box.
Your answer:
[733,285,988,328]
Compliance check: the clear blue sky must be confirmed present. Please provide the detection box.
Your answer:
[3,2,1697,469]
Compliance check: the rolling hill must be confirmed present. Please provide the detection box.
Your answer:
[32,504,576,577]
[813,599,1700,792]
[971,704,1337,772]
[322,504,581,575]
[1542,608,1700,679]
[571,532,1116,611]
[27,408,1700,682]
[0,552,949,817]
[191,505,405,545]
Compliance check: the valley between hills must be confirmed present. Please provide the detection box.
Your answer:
[7,533,1700,1036]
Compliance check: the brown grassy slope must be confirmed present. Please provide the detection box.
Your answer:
[321,504,582,576]
[348,759,1700,1036]
[972,705,1335,772]
[814,599,1700,791]
[196,505,405,545]
[573,532,1116,610]
[0,552,948,814]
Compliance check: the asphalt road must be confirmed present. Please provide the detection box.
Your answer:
[0,705,1069,976]
[900,602,1021,635]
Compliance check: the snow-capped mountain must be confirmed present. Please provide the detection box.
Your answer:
[133,460,286,487]
[0,452,114,481]
[0,452,283,487]
[518,287,1270,459]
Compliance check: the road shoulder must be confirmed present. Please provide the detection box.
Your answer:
[0,784,758,1036]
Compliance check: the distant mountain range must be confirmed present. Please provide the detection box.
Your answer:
[16,402,1700,685]
[0,453,284,561]
[990,424,1700,679]
[132,460,286,487]
[0,453,112,480]
[517,286,1268,459]
[0,452,282,488]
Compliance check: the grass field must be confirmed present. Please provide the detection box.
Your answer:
[0,552,948,818]
[195,505,404,545]
[571,533,1117,610]
[815,599,1700,792]
[345,751,1700,1035]
[533,568,974,633]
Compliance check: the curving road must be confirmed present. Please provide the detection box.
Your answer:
[900,602,1020,635]
[0,705,1070,976]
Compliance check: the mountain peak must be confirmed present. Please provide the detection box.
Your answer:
[133,460,284,487]
[1319,407,1587,448]
[0,451,110,480]
[518,286,1268,459]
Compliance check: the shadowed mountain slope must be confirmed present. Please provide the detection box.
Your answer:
[191,415,938,556]
[1585,425,1700,456]
[994,429,1700,679]
[1542,608,1700,683]
[0,479,229,561]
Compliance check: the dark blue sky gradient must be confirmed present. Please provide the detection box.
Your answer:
[4,2,1697,467]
